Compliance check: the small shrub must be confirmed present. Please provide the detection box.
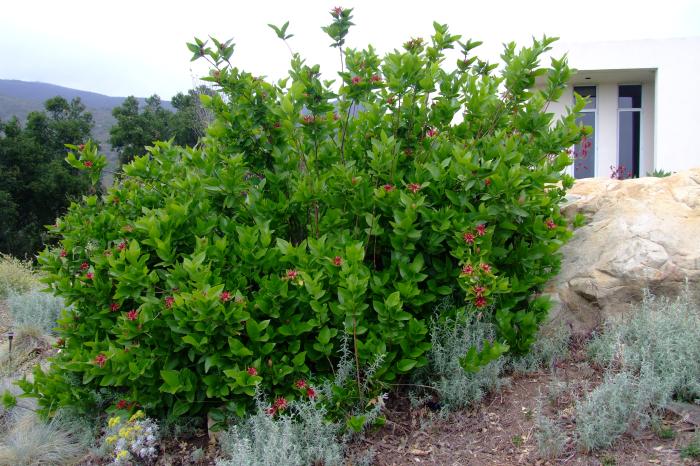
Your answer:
[427,310,506,411]
[646,169,672,177]
[681,430,700,460]
[0,410,91,465]
[576,367,661,451]
[534,411,567,460]
[101,410,159,465]
[587,288,700,402]
[508,321,570,374]
[216,396,343,466]
[6,290,66,334]
[0,255,38,298]
[575,287,700,451]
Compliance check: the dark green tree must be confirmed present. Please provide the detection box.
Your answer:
[110,90,212,166]
[170,86,213,146]
[0,97,95,258]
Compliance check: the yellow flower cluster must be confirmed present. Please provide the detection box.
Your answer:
[105,410,149,463]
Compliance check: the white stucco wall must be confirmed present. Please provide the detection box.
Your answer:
[546,37,700,175]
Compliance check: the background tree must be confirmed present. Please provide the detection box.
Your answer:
[0,97,95,258]
[110,89,212,166]
[170,86,213,146]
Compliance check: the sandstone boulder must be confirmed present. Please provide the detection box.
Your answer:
[545,168,700,334]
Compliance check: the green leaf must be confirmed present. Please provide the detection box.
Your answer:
[396,359,417,372]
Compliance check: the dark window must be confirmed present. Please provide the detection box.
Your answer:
[619,85,642,109]
[618,110,641,177]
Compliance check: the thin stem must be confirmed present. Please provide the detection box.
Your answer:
[353,316,362,402]
[339,101,353,163]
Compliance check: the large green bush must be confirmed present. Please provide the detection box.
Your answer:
[22,11,585,419]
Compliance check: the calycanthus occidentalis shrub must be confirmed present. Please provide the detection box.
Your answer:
[21,9,587,419]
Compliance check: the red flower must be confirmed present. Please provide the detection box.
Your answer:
[475,224,486,236]
[220,291,232,302]
[302,114,315,124]
[426,128,438,138]
[83,160,93,168]
[480,263,491,273]
[463,232,475,244]
[77,144,85,151]
[351,76,362,85]
[371,74,381,83]
[285,269,299,280]
[265,406,276,416]
[333,256,343,267]
[116,399,128,410]
[294,379,307,389]
[80,262,89,270]
[94,353,106,368]
[461,264,474,275]
[473,285,486,297]
[117,241,127,251]
[545,219,556,230]
[331,6,343,17]
[383,184,394,192]
[110,302,121,312]
[387,96,395,105]
[273,397,288,411]
[60,249,67,257]
[306,387,316,399]
[407,183,421,194]
[85,272,94,280]
[126,309,138,321]
[164,296,175,309]
[273,121,281,128]
[474,296,487,308]
[485,178,492,186]
[247,367,258,376]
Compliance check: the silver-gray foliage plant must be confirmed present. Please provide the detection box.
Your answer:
[576,286,700,451]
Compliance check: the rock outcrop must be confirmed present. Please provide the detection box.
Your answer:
[545,168,700,334]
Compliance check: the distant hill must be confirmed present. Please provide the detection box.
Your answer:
[0,79,174,185]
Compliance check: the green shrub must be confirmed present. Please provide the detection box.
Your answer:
[22,9,585,418]
[0,255,39,298]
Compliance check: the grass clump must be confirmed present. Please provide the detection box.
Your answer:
[6,291,66,335]
[0,255,38,298]
[427,310,506,412]
[575,287,700,451]
[216,396,343,466]
[0,410,92,465]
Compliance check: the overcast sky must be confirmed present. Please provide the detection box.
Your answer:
[2,0,699,99]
